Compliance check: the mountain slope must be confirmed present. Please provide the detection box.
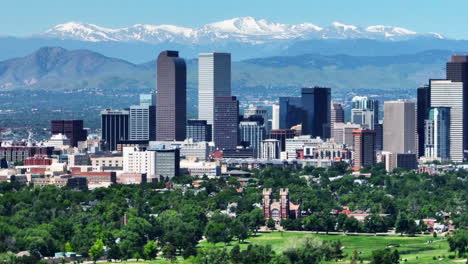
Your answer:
[0,47,451,96]
[38,17,443,44]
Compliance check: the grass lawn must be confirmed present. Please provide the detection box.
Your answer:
[106,232,466,264]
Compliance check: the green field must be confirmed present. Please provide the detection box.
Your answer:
[106,232,466,264]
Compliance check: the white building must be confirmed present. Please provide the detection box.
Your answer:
[45,133,71,147]
[129,105,154,141]
[180,161,220,178]
[261,139,280,160]
[272,104,280,130]
[331,122,361,147]
[198,53,231,130]
[430,80,464,163]
[179,139,214,161]
[285,136,323,159]
[123,147,156,177]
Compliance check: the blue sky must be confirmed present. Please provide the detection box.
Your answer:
[2,0,468,39]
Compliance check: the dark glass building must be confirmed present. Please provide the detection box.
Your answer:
[214,96,239,150]
[417,85,431,157]
[51,120,87,147]
[100,109,129,151]
[187,119,212,142]
[446,55,468,152]
[156,50,187,141]
[279,97,305,129]
[301,87,331,138]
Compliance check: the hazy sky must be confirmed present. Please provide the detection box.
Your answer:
[2,0,468,39]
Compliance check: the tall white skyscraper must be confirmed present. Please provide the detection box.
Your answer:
[383,100,416,154]
[430,80,464,162]
[198,53,231,126]
[272,104,280,130]
[351,96,379,129]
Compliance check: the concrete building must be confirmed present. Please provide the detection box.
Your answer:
[198,53,231,132]
[430,79,464,162]
[331,103,345,129]
[129,104,156,141]
[261,139,280,160]
[285,136,323,160]
[180,161,220,178]
[45,134,71,148]
[123,146,156,178]
[303,139,351,161]
[90,153,123,170]
[353,130,376,169]
[179,139,213,161]
[272,104,280,130]
[331,122,361,147]
[156,50,187,141]
[383,100,416,154]
[244,105,270,135]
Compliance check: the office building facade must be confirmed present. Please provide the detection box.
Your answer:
[239,121,266,158]
[430,79,464,162]
[301,87,331,138]
[417,85,431,157]
[101,109,129,151]
[129,105,156,141]
[213,96,239,150]
[51,120,87,147]
[424,107,450,160]
[186,120,212,142]
[383,101,416,154]
[198,53,231,128]
[156,50,187,141]
[352,129,376,169]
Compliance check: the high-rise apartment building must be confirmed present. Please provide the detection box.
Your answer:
[383,101,416,154]
[352,129,376,169]
[351,96,379,129]
[101,110,130,151]
[51,120,87,147]
[301,87,331,138]
[156,50,186,141]
[417,85,431,157]
[213,96,239,150]
[198,53,231,128]
[429,79,464,162]
[186,120,212,142]
[129,105,156,141]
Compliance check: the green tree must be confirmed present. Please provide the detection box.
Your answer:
[143,241,159,260]
[448,229,468,257]
[161,244,177,261]
[370,248,399,264]
[249,208,265,235]
[64,242,73,252]
[267,218,276,230]
[88,239,104,264]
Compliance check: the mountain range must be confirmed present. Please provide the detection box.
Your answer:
[39,17,443,44]
[3,17,467,63]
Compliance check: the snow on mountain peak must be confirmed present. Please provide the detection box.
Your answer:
[39,17,444,44]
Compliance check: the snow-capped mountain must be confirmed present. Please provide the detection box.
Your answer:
[39,17,444,45]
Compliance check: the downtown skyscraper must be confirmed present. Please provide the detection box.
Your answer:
[156,51,186,141]
[301,87,331,138]
[383,100,416,154]
[198,53,231,128]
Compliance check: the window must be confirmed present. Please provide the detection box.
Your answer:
[272,209,279,218]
